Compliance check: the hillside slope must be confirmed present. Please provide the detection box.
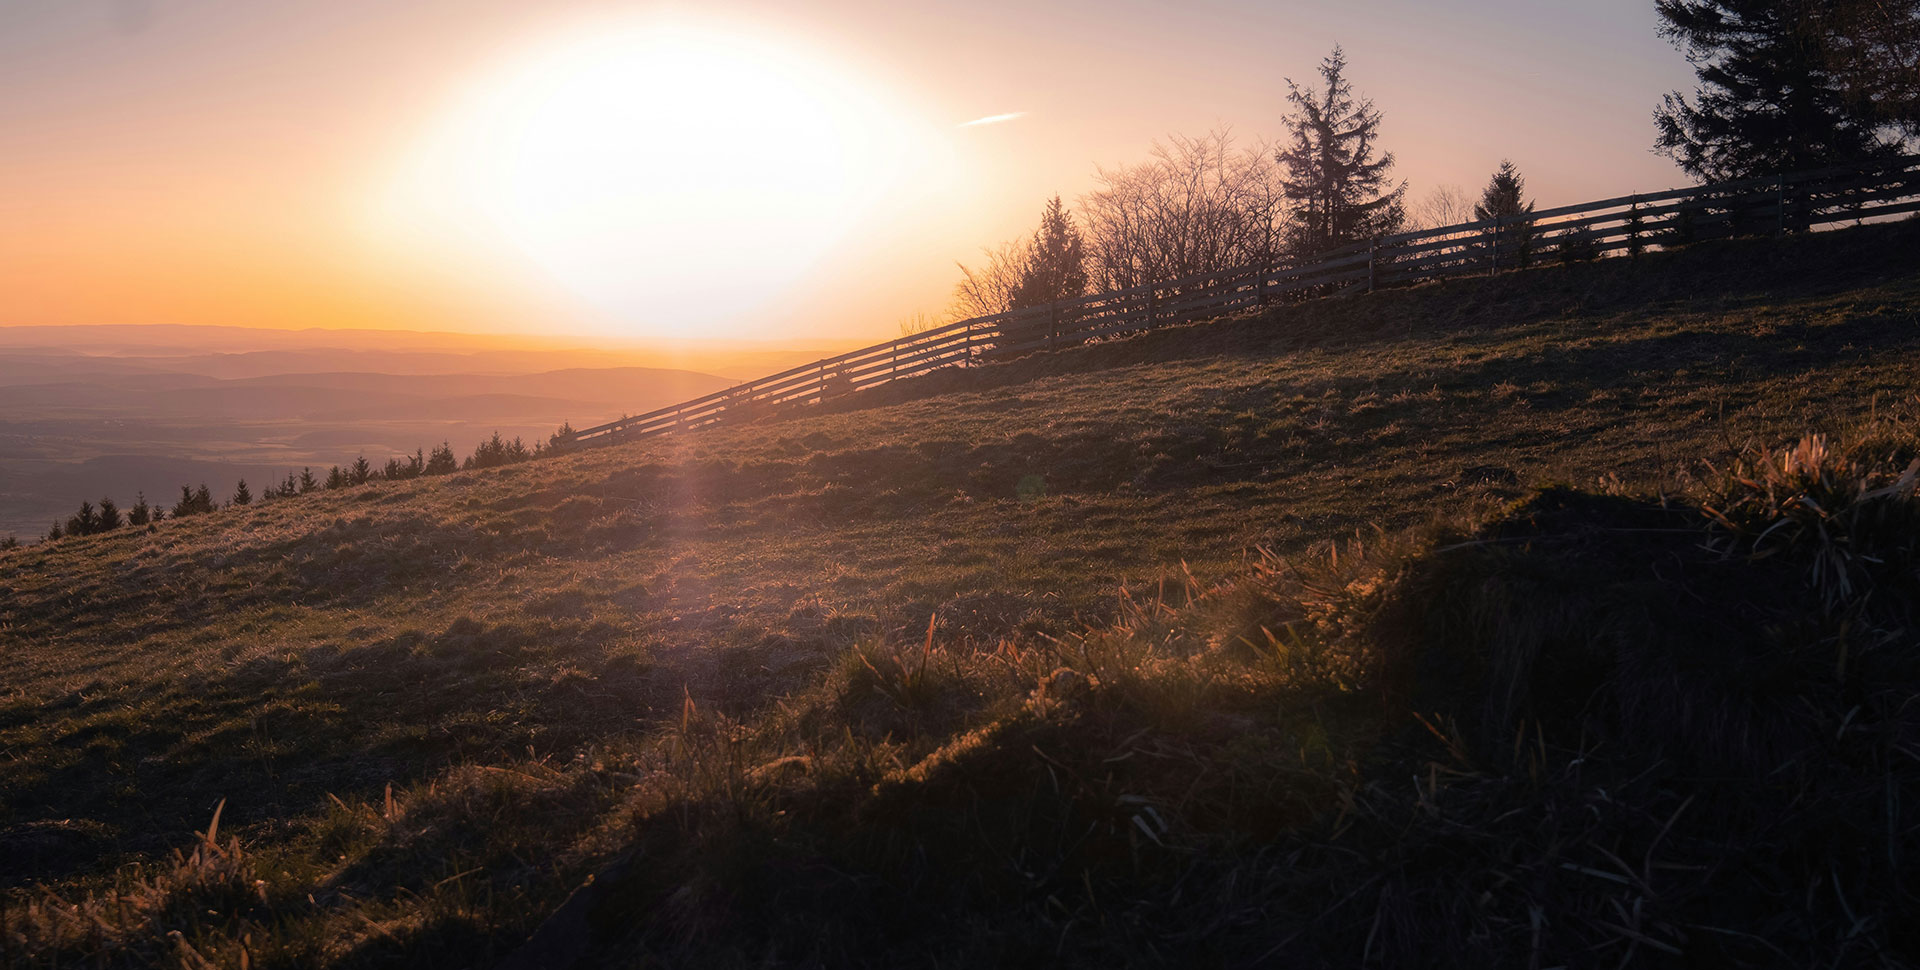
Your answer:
[3,222,1919,967]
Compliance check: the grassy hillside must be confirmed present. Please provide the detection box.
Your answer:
[3,222,1919,967]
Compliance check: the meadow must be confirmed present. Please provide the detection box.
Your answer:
[3,221,1919,966]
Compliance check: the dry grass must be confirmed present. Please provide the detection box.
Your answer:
[3,222,1920,965]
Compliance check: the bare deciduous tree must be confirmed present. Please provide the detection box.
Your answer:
[949,237,1033,320]
[1078,129,1286,296]
[1411,184,1475,231]
[1403,183,1481,269]
[897,310,945,337]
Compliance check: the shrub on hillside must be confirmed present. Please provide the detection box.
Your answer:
[1551,227,1600,262]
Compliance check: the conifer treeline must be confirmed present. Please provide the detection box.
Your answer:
[23,426,575,548]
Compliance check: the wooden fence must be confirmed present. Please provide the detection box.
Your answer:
[570,154,1920,446]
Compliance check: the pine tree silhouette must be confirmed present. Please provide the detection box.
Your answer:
[1655,0,1900,182]
[1012,196,1089,310]
[465,432,530,469]
[67,501,99,536]
[1474,160,1537,267]
[1277,46,1406,256]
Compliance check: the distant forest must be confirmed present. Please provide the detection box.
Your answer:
[16,426,575,548]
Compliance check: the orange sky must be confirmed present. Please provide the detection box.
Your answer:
[1,0,1698,345]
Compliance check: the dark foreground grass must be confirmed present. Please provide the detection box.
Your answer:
[3,223,1920,966]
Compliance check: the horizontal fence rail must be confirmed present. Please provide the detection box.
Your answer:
[570,154,1920,447]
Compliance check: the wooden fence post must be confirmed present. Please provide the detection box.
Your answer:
[1776,174,1788,237]
[1489,216,1500,275]
[1367,243,1377,292]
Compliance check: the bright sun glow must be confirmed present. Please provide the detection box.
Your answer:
[377,17,939,339]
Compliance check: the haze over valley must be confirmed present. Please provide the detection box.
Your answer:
[0,325,815,537]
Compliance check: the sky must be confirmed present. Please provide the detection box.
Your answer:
[0,0,1700,346]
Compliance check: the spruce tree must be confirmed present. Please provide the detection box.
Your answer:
[467,432,510,469]
[326,466,347,490]
[1276,46,1406,257]
[349,456,373,486]
[232,479,252,506]
[174,485,198,518]
[97,497,122,531]
[1818,0,1920,140]
[47,521,63,541]
[68,501,98,536]
[129,492,151,527]
[1655,0,1900,182]
[194,484,214,514]
[1011,196,1089,310]
[1473,160,1538,267]
[299,467,318,493]
[426,442,458,475]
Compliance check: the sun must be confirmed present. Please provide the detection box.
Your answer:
[378,17,934,340]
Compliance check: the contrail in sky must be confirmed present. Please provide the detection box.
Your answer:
[959,112,1027,128]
